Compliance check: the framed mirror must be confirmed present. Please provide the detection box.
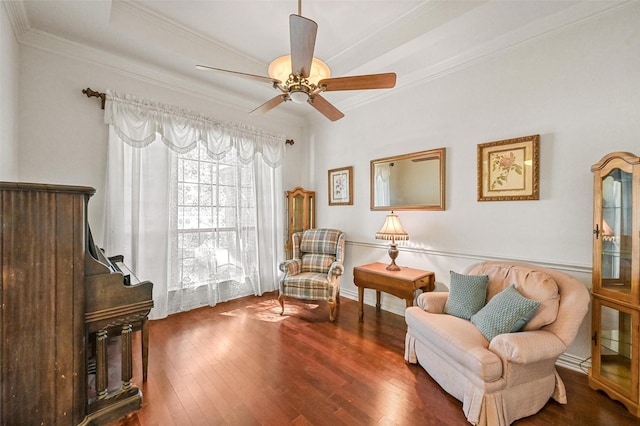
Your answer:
[370,147,446,211]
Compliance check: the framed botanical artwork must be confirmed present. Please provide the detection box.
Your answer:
[328,166,353,206]
[477,134,540,201]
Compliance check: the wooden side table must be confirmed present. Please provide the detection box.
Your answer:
[353,262,435,320]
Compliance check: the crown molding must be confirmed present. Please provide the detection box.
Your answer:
[4,0,303,127]
[110,0,265,74]
[16,29,303,129]
[5,0,632,127]
[2,0,29,41]
[335,0,632,115]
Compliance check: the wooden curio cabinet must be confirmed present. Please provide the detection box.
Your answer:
[589,152,640,416]
[285,187,315,259]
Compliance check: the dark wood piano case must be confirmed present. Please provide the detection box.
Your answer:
[0,182,153,425]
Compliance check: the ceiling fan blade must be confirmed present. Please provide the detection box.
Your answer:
[250,95,287,115]
[290,14,317,78]
[308,94,344,122]
[318,73,397,91]
[196,65,281,85]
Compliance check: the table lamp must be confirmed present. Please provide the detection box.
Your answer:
[375,211,409,271]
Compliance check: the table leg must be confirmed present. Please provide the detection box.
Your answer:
[358,287,364,320]
[376,291,381,310]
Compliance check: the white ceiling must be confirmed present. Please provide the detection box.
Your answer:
[5,0,628,122]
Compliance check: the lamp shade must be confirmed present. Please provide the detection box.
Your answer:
[375,211,409,242]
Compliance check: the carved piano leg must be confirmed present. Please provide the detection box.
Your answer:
[95,329,109,399]
[142,318,149,382]
[121,323,133,390]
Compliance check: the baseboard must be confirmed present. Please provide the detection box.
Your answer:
[557,352,590,375]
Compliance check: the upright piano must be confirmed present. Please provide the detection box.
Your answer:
[83,227,154,424]
[0,182,153,425]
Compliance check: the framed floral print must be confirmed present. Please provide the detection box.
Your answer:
[477,134,540,201]
[328,166,353,205]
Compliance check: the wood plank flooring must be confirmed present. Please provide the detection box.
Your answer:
[112,292,638,425]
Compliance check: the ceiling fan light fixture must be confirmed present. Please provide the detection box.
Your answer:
[289,90,309,104]
[268,54,330,85]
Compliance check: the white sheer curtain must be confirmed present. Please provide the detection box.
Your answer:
[102,90,285,319]
[374,162,392,206]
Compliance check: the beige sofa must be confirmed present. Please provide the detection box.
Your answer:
[404,261,590,425]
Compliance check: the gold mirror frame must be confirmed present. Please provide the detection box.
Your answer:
[370,147,446,211]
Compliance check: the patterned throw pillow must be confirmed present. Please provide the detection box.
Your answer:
[443,271,489,320]
[471,284,541,341]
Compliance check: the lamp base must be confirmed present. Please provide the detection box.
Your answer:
[386,243,401,271]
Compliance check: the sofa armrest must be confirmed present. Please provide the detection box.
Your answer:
[279,259,301,275]
[416,292,448,313]
[328,261,344,278]
[489,330,567,364]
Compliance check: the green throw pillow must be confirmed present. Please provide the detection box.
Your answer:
[471,284,541,341]
[444,271,489,320]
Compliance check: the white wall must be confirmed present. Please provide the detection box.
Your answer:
[17,45,306,243]
[309,3,640,366]
[0,4,19,180]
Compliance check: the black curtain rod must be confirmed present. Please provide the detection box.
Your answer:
[81,87,294,145]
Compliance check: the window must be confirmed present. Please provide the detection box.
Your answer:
[174,143,257,297]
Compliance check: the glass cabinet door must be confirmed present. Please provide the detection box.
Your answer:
[592,298,639,401]
[292,194,305,234]
[593,155,639,304]
[600,169,633,295]
[285,187,315,259]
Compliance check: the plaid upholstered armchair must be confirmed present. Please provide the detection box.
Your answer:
[278,228,346,321]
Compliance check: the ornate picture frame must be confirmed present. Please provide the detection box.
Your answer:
[328,166,353,206]
[477,134,540,201]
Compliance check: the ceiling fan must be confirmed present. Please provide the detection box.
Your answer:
[196,1,396,121]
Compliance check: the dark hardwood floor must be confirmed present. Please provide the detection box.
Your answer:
[112,292,639,425]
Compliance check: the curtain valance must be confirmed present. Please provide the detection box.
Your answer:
[104,89,286,167]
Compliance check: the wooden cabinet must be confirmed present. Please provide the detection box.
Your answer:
[589,152,640,416]
[285,187,314,259]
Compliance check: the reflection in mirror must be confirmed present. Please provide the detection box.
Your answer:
[370,148,446,210]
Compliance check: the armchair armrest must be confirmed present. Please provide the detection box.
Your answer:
[327,261,344,279]
[279,259,301,275]
[416,292,448,313]
[489,330,567,364]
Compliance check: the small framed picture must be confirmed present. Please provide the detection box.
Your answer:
[328,166,353,206]
[477,134,540,201]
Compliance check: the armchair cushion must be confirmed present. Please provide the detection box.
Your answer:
[471,285,541,341]
[300,229,341,254]
[301,253,335,273]
[443,271,489,320]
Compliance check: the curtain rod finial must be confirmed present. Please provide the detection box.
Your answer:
[285,139,294,146]
[82,87,106,109]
